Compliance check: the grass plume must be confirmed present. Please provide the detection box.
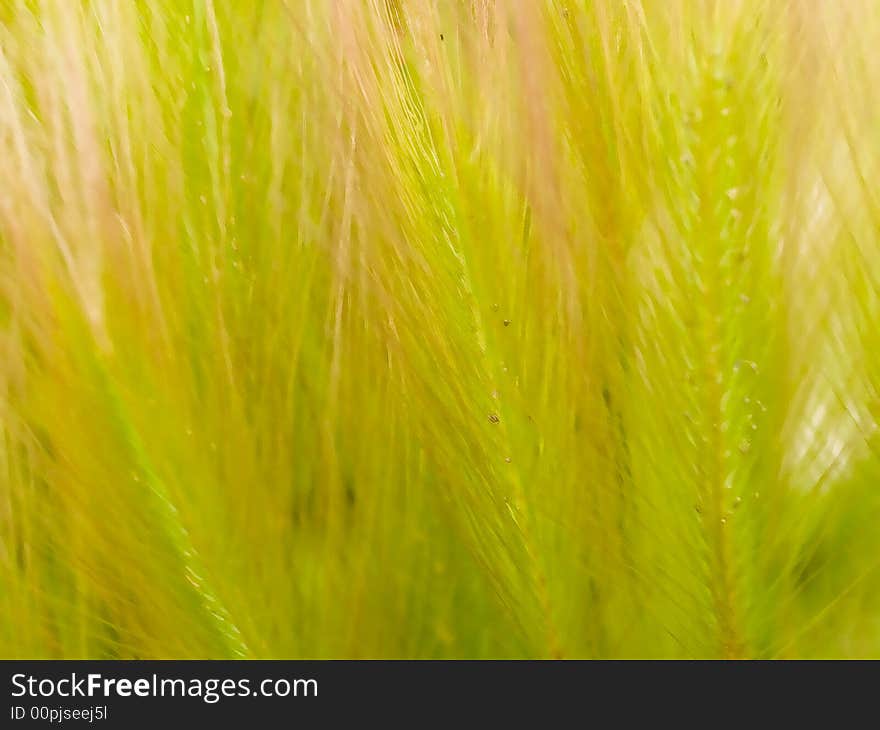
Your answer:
[2,0,880,659]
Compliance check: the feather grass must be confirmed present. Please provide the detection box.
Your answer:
[2,0,880,658]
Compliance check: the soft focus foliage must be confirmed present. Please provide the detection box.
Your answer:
[2,0,880,658]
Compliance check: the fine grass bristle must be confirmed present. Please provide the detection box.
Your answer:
[2,0,880,659]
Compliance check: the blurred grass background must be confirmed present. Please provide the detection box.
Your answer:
[2,0,880,658]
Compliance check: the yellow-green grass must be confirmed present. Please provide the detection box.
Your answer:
[2,0,880,658]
